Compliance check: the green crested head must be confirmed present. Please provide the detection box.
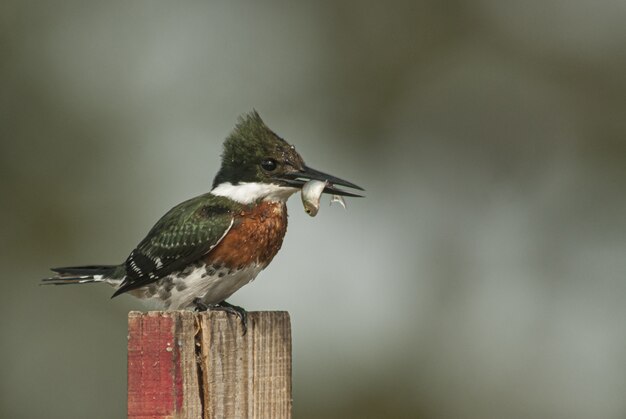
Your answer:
[210,110,364,204]
[212,111,305,187]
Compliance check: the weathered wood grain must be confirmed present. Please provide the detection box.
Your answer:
[128,311,292,419]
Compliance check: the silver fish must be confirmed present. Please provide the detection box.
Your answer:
[301,180,327,217]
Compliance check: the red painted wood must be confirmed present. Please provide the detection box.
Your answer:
[128,312,181,419]
[127,311,292,418]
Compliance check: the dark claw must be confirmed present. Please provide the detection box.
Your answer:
[193,297,210,312]
[215,300,248,335]
[194,299,248,335]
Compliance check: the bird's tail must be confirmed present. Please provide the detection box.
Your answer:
[41,265,119,285]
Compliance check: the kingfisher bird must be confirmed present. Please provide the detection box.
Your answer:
[42,111,363,332]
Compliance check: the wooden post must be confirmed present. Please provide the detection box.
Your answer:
[128,311,292,419]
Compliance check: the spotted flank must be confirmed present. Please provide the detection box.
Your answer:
[137,263,265,310]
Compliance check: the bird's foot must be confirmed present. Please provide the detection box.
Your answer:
[193,298,210,312]
[214,300,248,335]
[193,298,248,335]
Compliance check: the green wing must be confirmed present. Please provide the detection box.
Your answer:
[112,193,241,296]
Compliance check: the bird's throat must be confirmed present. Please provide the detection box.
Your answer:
[210,182,298,204]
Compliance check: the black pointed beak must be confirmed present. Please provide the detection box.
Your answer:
[278,165,365,197]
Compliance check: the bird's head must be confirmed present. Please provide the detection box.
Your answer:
[211,111,363,204]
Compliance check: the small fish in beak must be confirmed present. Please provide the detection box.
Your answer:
[301,180,349,217]
[301,180,327,217]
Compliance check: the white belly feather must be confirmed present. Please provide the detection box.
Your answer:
[134,264,265,310]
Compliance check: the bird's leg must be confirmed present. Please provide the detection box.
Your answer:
[213,300,248,335]
[193,297,210,312]
[193,298,248,335]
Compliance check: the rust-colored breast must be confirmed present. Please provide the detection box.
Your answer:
[207,201,288,269]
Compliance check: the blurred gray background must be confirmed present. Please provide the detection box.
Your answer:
[2,1,626,418]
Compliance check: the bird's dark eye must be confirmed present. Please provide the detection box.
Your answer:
[261,158,277,171]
